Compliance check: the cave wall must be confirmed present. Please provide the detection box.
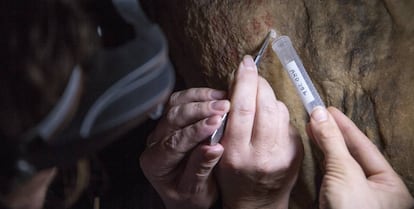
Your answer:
[140,0,414,208]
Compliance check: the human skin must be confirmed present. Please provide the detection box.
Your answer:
[215,55,303,209]
[0,168,56,209]
[140,2,414,207]
[141,55,304,209]
[308,107,414,209]
[140,88,230,209]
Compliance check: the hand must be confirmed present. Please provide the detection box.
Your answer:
[308,106,414,209]
[140,88,230,209]
[0,168,56,209]
[215,55,304,209]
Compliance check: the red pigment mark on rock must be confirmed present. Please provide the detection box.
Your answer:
[210,16,220,32]
[251,18,261,31]
[228,46,239,61]
[263,11,275,27]
[244,17,261,41]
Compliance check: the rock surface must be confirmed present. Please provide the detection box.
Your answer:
[141,0,414,208]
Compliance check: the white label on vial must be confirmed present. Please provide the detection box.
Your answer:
[286,61,315,104]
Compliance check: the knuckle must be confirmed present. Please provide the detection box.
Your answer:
[260,102,279,115]
[340,122,354,135]
[233,104,255,116]
[275,101,290,121]
[252,151,287,174]
[163,131,183,152]
[218,158,244,171]
[194,88,205,97]
[197,163,213,177]
[275,156,294,173]
[252,158,292,184]
[186,88,203,100]
[197,155,219,177]
[275,100,289,114]
[187,122,203,139]
[197,88,211,99]
[254,163,277,177]
[169,91,181,106]
[193,102,203,113]
[316,124,342,142]
[207,88,221,100]
[166,106,180,124]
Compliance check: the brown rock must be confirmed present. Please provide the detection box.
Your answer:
[141,0,414,208]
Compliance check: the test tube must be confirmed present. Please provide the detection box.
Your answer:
[272,35,325,115]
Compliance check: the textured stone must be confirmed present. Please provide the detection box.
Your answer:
[141,0,414,208]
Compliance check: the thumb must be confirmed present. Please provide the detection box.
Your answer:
[329,107,394,177]
[309,106,350,159]
[178,143,223,193]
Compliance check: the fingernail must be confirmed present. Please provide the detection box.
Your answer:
[206,116,220,125]
[243,55,256,70]
[211,100,229,111]
[211,90,226,100]
[311,106,328,122]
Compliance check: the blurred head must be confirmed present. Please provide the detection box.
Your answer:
[0,0,174,207]
[0,0,96,142]
[0,0,97,207]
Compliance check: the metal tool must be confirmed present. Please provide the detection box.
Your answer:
[255,29,276,65]
[209,29,276,145]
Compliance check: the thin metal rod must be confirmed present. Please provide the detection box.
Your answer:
[254,31,273,65]
[210,30,275,145]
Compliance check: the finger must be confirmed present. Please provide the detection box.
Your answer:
[251,77,290,148]
[309,106,350,159]
[178,143,224,194]
[166,100,230,129]
[169,88,227,106]
[224,55,258,147]
[329,107,394,176]
[149,100,229,143]
[141,115,223,178]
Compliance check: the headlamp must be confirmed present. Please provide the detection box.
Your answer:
[1,0,175,190]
